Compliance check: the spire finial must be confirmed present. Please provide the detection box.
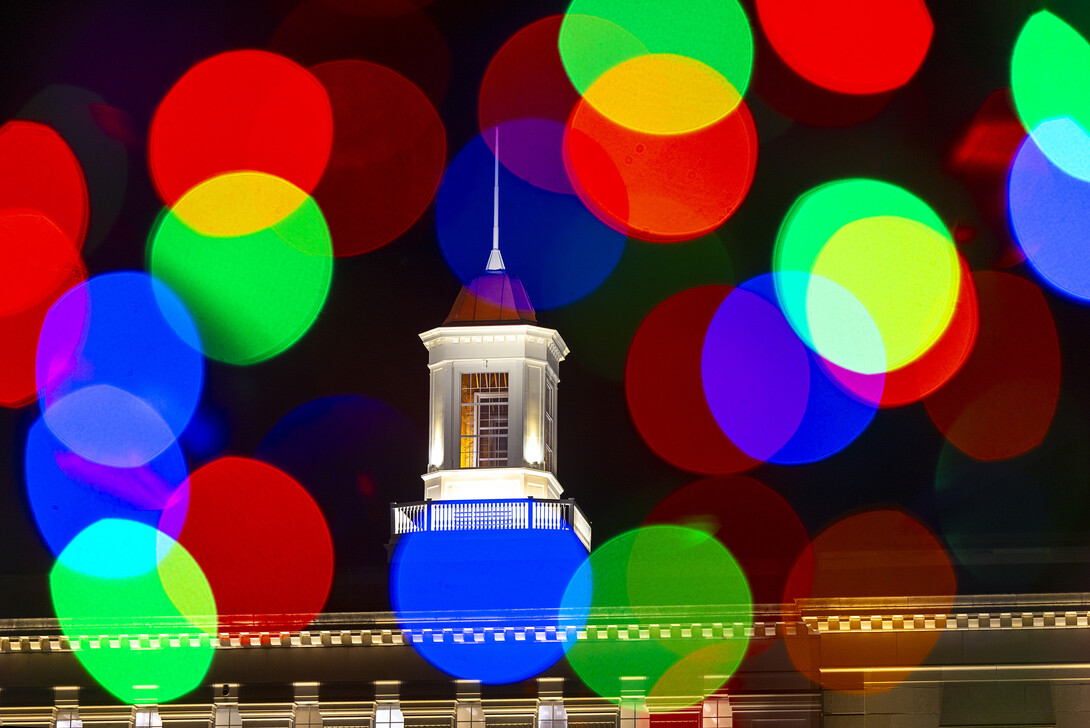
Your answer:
[486,125,506,272]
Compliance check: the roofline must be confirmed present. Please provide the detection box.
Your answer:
[419,324,570,359]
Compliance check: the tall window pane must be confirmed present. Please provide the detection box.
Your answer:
[544,378,555,472]
[460,373,509,468]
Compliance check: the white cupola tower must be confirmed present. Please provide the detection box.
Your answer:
[419,266,568,502]
[391,130,590,551]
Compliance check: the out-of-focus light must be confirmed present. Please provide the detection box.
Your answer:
[625,286,757,474]
[820,255,979,408]
[924,271,1059,461]
[0,212,83,316]
[783,509,955,693]
[774,179,958,373]
[555,232,735,382]
[644,476,810,654]
[149,50,332,206]
[935,400,1090,587]
[391,528,590,683]
[51,519,215,704]
[311,60,446,256]
[436,130,624,309]
[562,526,750,710]
[0,119,88,249]
[559,0,753,131]
[1011,11,1090,181]
[702,274,882,464]
[1009,126,1090,301]
[479,16,580,194]
[26,416,188,558]
[256,395,419,571]
[268,0,451,107]
[36,272,203,467]
[756,0,933,95]
[17,85,130,252]
[147,172,332,365]
[159,457,333,634]
[565,90,756,242]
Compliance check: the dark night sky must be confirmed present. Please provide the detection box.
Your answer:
[2,0,1090,617]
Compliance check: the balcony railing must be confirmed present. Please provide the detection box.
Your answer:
[390,498,591,551]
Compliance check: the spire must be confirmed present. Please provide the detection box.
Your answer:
[485,125,506,272]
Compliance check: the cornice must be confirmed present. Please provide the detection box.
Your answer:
[418,325,568,361]
[7,595,1090,653]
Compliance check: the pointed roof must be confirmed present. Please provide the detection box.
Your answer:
[444,270,537,325]
[443,126,538,326]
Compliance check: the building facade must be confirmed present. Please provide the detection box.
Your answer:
[7,261,1090,728]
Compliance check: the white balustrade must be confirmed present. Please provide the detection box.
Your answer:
[391,499,590,549]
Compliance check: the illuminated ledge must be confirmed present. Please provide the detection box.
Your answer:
[421,469,566,503]
[4,594,1090,652]
[419,324,568,365]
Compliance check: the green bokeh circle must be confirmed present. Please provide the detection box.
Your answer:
[772,178,953,370]
[1012,11,1090,144]
[147,174,333,365]
[562,526,751,708]
[51,520,216,704]
[559,0,754,103]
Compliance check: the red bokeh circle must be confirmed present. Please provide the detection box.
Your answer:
[783,509,956,692]
[311,60,446,256]
[924,271,1060,461]
[819,256,979,408]
[626,286,758,474]
[149,50,333,205]
[645,475,810,655]
[0,224,85,409]
[0,212,84,316]
[756,0,933,95]
[479,15,581,194]
[0,120,88,249]
[566,97,757,242]
[162,456,334,633]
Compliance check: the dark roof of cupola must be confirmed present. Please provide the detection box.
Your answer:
[443,269,537,326]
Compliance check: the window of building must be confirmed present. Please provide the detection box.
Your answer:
[700,698,731,728]
[538,702,567,728]
[618,702,648,728]
[214,706,242,728]
[375,704,405,728]
[544,378,555,472]
[456,703,485,728]
[133,708,162,728]
[295,706,323,728]
[460,373,509,468]
[56,709,82,728]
